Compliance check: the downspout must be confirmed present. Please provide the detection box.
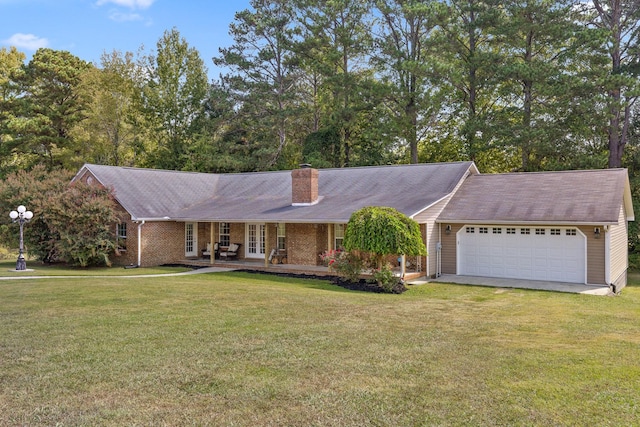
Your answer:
[604,225,611,287]
[137,220,145,267]
[425,224,430,278]
[437,223,442,277]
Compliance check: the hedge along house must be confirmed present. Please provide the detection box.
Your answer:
[73,162,478,278]
[436,169,634,293]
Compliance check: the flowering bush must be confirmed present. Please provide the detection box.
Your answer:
[320,249,363,283]
[320,249,342,269]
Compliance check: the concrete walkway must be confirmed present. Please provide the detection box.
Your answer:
[0,266,235,281]
[2,267,614,296]
[410,274,612,296]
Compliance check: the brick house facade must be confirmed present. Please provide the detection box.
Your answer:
[72,162,633,290]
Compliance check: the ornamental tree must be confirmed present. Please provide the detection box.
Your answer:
[343,206,426,269]
[0,166,119,267]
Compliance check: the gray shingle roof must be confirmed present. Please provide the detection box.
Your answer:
[77,162,476,222]
[437,168,631,224]
[77,164,220,220]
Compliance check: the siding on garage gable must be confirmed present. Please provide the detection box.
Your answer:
[609,204,629,288]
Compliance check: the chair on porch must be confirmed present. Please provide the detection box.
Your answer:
[202,242,218,259]
[220,243,240,260]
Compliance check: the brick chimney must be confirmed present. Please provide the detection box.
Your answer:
[291,164,319,206]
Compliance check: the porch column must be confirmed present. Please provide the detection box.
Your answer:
[264,223,270,268]
[210,222,214,265]
[327,223,333,251]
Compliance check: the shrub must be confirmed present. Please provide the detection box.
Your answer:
[320,249,364,283]
[343,206,426,269]
[0,166,119,267]
[371,263,398,293]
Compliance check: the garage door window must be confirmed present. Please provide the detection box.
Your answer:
[479,227,488,234]
[466,227,475,233]
[535,228,545,235]
[506,228,516,234]
[521,228,530,235]
[550,229,561,235]
[493,227,502,234]
[566,229,576,236]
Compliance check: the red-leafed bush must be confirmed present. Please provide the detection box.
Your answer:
[0,166,119,266]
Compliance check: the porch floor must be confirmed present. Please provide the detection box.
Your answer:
[179,258,423,279]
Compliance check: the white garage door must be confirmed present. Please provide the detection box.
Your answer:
[458,226,586,283]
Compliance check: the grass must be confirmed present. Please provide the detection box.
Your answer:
[0,260,190,277]
[0,271,638,426]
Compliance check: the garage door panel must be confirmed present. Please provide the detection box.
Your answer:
[458,226,585,284]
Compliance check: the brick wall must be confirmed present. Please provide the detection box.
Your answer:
[197,222,211,254]
[112,207,137,267]
[229,222,246,258]
[291,167,319,204]
[287,223,328,265]
[137,222,185,267]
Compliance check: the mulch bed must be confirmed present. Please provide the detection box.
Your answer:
[235,269,408,294]
[162,264,408,294]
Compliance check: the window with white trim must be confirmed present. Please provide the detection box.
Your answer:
[219,222,230,247]
[116,223,127,250]
[535,228,545,235]
[335,224,345,249]
[492,227,502,234]
[466,227,475,233]
[277,223,286,251]
[506,228,516,234]
[479,227,488,234]
[550,229,561,235]
[566,229,577,236]
[521,228,530,235]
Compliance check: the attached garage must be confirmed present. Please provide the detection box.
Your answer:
[437,169,634,291]
[457,225,586,283]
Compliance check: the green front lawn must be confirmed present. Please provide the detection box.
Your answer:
[0,260,190,277]
[1,272,638,426]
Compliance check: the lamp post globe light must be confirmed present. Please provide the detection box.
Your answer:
[9,205,33,271]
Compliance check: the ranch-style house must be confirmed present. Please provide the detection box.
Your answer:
[73,161,634,293]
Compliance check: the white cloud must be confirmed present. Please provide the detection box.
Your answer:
[108,11,143,22]
[3,33,49,51]
[96,0,155,10]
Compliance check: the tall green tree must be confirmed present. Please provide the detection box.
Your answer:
[373,0,443,164]
[435,0,502,169]
[492,0,593,171]
[214,0,303,169]
[0,47,26,176]
[295,0,381,167]
[142,28,209,170]
[10,48,92,170]
[588,0,640,168]
[73,50,146,167]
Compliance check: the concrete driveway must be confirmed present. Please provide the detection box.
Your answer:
[412,274,612,296]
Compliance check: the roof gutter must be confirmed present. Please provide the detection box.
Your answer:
[131,216,173,222]
[435,219,620,226]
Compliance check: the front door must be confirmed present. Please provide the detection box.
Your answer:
[185,222,198,257]
[246,223,265,259]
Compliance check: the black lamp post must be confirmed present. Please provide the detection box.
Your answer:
[9,205,33,271]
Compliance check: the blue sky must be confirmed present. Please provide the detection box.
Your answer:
[1,0,252,80]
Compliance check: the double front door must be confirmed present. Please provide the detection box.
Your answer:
[246,223,266,259]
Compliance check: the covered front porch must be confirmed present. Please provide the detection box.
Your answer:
[178,257,425,281]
